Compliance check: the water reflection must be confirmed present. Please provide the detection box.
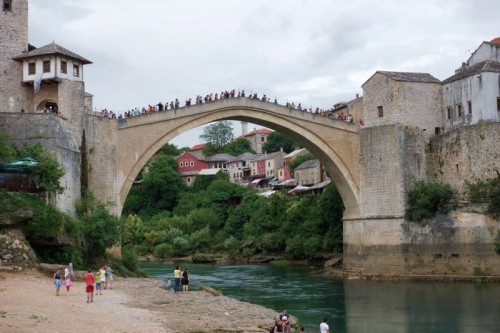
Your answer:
[141,262,500,333]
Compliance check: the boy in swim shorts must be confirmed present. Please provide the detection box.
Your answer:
[85,269,95,303]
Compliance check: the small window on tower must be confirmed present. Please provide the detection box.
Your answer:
[446,107,451,120]
[61,61,67,74]
[28,62,36,75]
[43,60,50,73]
[73,64,79,77]
[497,98,500,112]
[3,0,12,12]
[377,106,384,118]
[467,101,472,114]
[457,104,462,117]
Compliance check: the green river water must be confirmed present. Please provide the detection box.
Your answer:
[140,261,500,332]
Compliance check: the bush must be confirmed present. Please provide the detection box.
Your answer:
[487,184,500,219]
[154,243,173,258]
[258,233,285,252]
[25,204,65,239]
[303,236,322,259]
[285,235,305,259]
[172,236,191,256]
[242,247,255,258]
[405,181,455,222]
[121,246,139,272]
[223,236,239,257]
[134,243,150,256]
[495,231,500,255]
[190,226,212,252]
[33,244,84,268]
[160,228,184,244]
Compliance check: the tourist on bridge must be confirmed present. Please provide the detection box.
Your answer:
[157,102,163,111]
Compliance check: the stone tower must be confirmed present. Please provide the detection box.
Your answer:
[0,0,32,113]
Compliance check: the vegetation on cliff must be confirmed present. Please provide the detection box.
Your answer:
[405,180,456,222]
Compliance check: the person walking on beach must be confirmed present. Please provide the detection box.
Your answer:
[53,268,62,296]
[105,265,114,289]
[85,269,95,303]
[181,267,190,293]
[99,266,106,290]
[95,271,102,295]
[65,275,72,296]
[174,266,181,294]
[320,317,329,333]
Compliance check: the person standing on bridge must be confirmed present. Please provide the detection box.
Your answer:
[157,102,163,111]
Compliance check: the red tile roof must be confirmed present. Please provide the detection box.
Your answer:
[491,37,500,44]
[190,143,208,151]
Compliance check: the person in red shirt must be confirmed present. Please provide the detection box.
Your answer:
[85,269,95,303]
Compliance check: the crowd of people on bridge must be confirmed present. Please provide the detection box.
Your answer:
[96,89,363,127]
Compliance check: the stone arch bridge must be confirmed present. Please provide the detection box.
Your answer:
[84,96,418,274]
[113,97,361,219]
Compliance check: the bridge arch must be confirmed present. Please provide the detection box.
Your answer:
[116,98,360,219]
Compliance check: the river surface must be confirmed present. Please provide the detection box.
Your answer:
[140,261,500,333]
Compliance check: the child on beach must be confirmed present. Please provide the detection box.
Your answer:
[65,276,72,296]
[95,271,102,295]
[166,277,171,291]
[54,268,62,296]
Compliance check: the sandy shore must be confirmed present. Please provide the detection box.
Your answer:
[0,269,285,333]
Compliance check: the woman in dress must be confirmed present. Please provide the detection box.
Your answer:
[181,267,190,294]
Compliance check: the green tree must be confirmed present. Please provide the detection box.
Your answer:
[156,143,181,156]
[0,133,15,162]
[202,143,222,157]
[288,153,315,177]
[11,142,65,197]
[405,180,455,222]
[123,214,145,245]
[76,191,121,260]
[140,155,183,216]
[200,121,234,149]
[31,150,65,196]
[262,132,300,154]
[222,139,256,156]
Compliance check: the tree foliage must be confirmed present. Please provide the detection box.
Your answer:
[199,121,234,149]
[262,132,300,154]
[0,133,15,162]
[76,191,121,260]
[11,142,65,196]
[288,153,315,177]
[222,139,256,156]
[405,180,455,222]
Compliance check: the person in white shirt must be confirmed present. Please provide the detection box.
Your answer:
[320,317,329,333]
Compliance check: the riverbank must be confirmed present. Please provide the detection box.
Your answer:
[0,269,292,332]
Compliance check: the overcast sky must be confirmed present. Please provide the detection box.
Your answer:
[28,0,499,148]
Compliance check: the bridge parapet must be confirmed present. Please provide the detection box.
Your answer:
[117,97,358,133]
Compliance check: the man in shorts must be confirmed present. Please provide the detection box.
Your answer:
[85,269,95,303]
[105,265,114,289]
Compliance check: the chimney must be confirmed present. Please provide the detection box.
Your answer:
[356,93,359,98]
[241,121,248,135]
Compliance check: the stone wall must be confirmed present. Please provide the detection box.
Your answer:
[58,80,85,147]
[33,83,58,112]
[0,113,81,215]
[344,212,500,276]
[427,122,500,198]
[0,0,32,113]
[83,115,119,215]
